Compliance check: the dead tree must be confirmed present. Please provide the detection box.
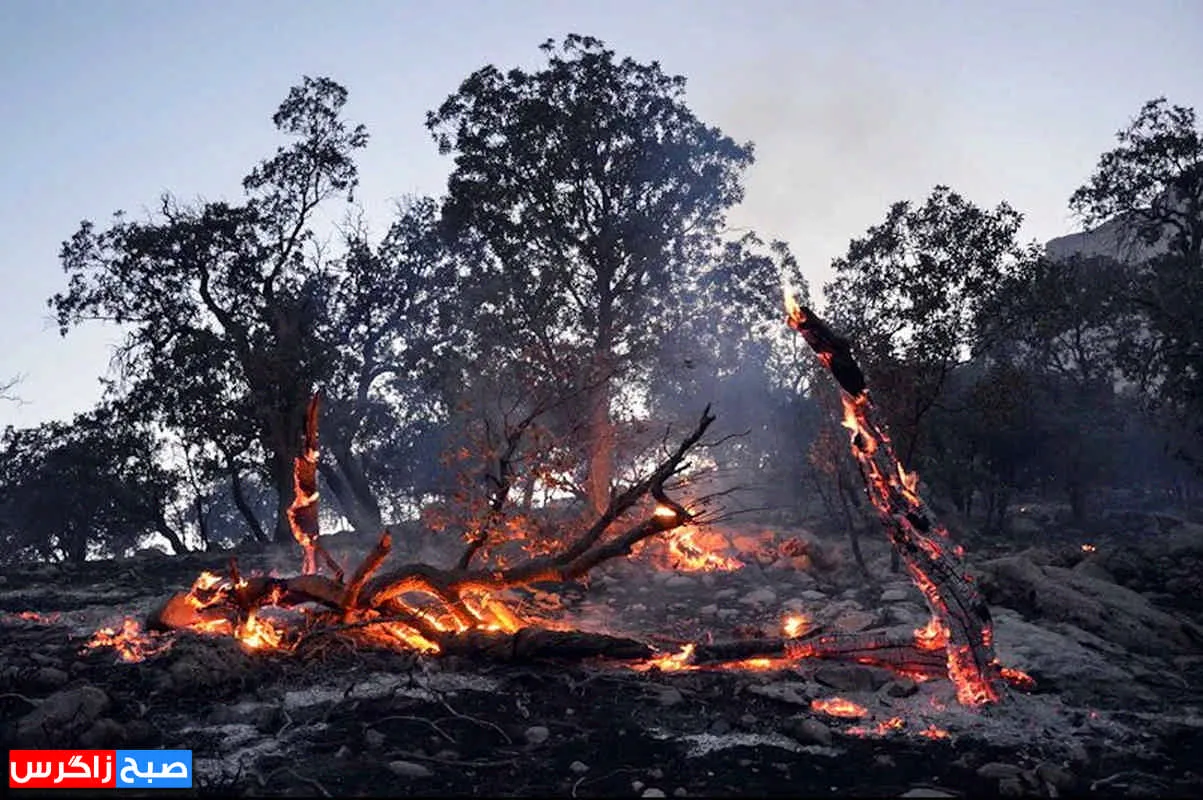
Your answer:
[785,300,1008,706]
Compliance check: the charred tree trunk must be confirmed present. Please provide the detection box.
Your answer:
[318,456,382,536]
[228,465,269,543]
[154,517,189,556]
[786,301,1008,706]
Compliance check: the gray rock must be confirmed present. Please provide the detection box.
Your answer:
[740,587,777,606]
[387,760,432,778]
[977,762,1025,780]
[642,789,666,798]
[782,715,833,746]
[17,685,110,745]
[32,666,70,690]
[716,609,739,622]
[814,663,893,692]
[799,590,827,601]
[665,575,696,589]
[1035,762,1076,792]
[79,718,125,748]
[880,588,910,602]
[657,687,684,707]
[898,789,956,798]
[524,725,550,745]
[699,604,718,617]
[569,761,589,774]
[884,678,919,698]
[364,728,386,749]
[998,777,1025,797]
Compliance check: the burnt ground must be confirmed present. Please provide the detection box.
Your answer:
[3,515,1203,798]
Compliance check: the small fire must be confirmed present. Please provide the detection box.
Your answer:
[1000,665,1036,690]
[654,504,678,520]
[84,618,171,663]
[846,716,905,737]
[1081,543,1096,553]
[918,724,951,739]
[236,610,285,651]
[662,526,743,572]
[913,618,949,651]
[12,610,62,624]
[810,697,869,719]
[634,643,696,672]
[782,613,810,639]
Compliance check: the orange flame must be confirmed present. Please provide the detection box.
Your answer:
[810,697,868,719]
[914,618,949,651]
[83,618,172,663]
[236,610,286,651]
[661,526,743,572]
[918,724,951,739]
[846,716,906,737]
[634,643,696,672]
[782,613,810,639]
[1000,666,1036,690]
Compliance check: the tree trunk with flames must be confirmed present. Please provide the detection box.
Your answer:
[786,298,1009,706]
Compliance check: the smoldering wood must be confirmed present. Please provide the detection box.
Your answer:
[787,304,1008,704]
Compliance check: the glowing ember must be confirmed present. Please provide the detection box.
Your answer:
[1081,543,1097,553]
[914,618,949,651]
[846,716,905,737]
[810,697,869,719]
[918,724,951,739]
[13,610,62,624]
[84,618,171,663]
[654,504,678,519]
[782,613,810,639]
[634,643,696,672]
[1000,665,1036,690]
[726,657,778,670]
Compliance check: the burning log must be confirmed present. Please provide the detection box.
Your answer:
[145,402,721,662]
[785,298,1009,706]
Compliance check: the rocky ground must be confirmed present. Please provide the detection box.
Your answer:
[2,512,1203,797]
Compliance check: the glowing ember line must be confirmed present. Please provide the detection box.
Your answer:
[810,697,868,719]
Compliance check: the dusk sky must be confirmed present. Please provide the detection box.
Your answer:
[1,0,1200,429]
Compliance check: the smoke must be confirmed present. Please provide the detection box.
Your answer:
[701,49,968,303]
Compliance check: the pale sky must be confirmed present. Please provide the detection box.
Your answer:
[1,0,1200,428]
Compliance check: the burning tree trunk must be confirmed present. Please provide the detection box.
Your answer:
[785,298,1008,706]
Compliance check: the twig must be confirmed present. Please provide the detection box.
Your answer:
[436,694,513,744]
[386,750,515,768]
[0,692,39,707]
[286,769,332,797]
[375,713,455,743]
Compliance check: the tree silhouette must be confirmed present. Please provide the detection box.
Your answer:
[427,34,755,515]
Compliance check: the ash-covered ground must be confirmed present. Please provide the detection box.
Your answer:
[3,511,1202,798]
